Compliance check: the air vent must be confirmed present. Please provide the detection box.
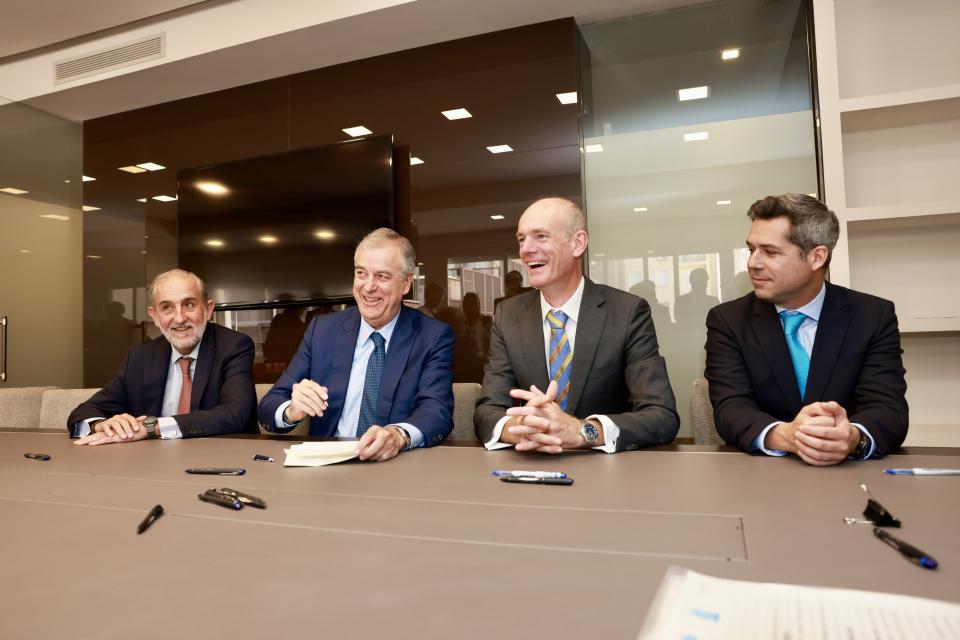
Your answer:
[54,34,165,84]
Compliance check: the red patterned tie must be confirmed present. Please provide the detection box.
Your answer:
[177,357,194,415]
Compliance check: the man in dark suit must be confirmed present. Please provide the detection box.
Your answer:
[70,269,256,445]
[705,194,908,465]
[475,197,679,453]
[258,229,455,462]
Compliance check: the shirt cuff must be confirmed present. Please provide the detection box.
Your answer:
[74,418,101,438]
[157,417,182,440]
[753,422,788,457]
[273,400,300,432]
[585,415,618,453]
[389,422,423,449]
[851,423,876,460]
[484,415,515,450]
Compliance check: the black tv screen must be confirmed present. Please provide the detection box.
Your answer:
[177,136,394,305]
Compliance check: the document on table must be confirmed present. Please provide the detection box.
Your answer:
[283,441,359,467]
[638,567,960,640]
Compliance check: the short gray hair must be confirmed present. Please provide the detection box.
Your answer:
[747,194,839,266]
[355,228,416,276]
[148,269,208,305]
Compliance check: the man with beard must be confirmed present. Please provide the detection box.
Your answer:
[69,269,257,444]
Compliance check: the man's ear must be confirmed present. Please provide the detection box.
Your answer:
[147,306,159,328]
[571,229,589,259]
[205,299,215,320]
[807,245,829,271]
[402,272,414,296]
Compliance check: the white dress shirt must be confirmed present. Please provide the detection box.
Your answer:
[485,277,620,453]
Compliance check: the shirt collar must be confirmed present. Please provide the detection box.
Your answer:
[776,282,826,322]
[357,310,400,347]
[540,276,585,324]
[169,332,203,366]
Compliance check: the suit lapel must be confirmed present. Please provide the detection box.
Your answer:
[567,279,604,414]
[751,296,803,410]
[143,338,170,416]
[323,310,361,431]
[190,324,215,411]
[520,294,550,391]
[378,307,416,423]
[805,284,850,402]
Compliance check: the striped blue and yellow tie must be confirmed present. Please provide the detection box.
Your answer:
[547,310,573,410]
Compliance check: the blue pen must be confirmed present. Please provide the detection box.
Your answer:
[884,468,960,476]
[492,470,567,479]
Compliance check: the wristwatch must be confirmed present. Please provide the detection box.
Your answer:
[143,416,159,439]
[580,422,600,447]
[852,431,870,459]
[388,425,412,450]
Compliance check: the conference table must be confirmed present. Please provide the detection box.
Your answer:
[1,430,957,639]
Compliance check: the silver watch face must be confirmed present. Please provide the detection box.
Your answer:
[581,422,599,443]
[143,417,158,429]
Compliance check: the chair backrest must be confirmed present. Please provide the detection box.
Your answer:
[450,382,482,442]
[254,383,311,436]
[0,386,58,429]
[255,383,273,403]
[691,377,723,445]
[38,388,99,430]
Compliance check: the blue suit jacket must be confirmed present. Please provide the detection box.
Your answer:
[257,306,455,445]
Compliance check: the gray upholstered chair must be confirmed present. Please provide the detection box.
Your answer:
[450,382,482,442]
[0,386,58,430]
[691,377,723,445]
[38,388,98,431]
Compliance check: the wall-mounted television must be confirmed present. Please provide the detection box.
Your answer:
[177,136,394,306]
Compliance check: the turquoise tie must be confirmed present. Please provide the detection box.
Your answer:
[779,310,810,399]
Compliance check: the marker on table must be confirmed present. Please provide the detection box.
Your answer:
[492,470,567,479]
[884,468,960,476]
[873,527,938,570]
[24,453,51,461]
[137,504,164,534]
[253,454,274,463]
[185,468,246,476]
[501,476,574,486]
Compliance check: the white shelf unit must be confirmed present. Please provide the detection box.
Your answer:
[813,0,960,444]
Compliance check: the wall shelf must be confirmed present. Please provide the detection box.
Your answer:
[839,82,960,113]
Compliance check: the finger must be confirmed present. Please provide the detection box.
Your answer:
[796,431,848,452]
[292,392,323,417]
[796,438,845,462]
[796,424,849,441]
[795,415,836,429]
[526,432,563,447]
[544,379,558,401]
[510,388,541,402]
[533,443,564,454]
[101,421,121,439]
[120,414,138,437]
[506,406,549,419]
[88,434,119,447]
[356,429,386,460]
[508,418,550,433]
[514,438,540,452]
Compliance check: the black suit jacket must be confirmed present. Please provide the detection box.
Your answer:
[705,283,908,455]
[68,323,257,437]
[475,278,679,451]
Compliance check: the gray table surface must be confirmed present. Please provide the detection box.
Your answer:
[1,431,957,639]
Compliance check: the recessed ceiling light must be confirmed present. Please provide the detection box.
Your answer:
[314,230,336,240]
[585,144,604,153]
[684,131,709,142]
[85,255,102,259]
[152,195,177,202]
[196,181,229,195]
[136,198,147,203]
[634,207,648,213]
[64,179,71,183]
[716,200,732,205]
[82,205,101,212]
[678,86,710,101]
[20,249,30,254]
[487,145,513,154]
[722,48,740,60]
[1,187,28,194]
[441,108,472,120]
[410,157,424,165]
[490,214,505,220]
[258,235,278,244]
[342,125,372,137]
[556,92,577,104]
[136,162,165,171]
[204,239,225,248]
[82,175,96,182]
[40,214,70,221]
[118,165,147,173]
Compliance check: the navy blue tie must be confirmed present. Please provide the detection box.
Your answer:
[357,332,385,437]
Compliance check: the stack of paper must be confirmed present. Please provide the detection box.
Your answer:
[639,567,960,639]
[283,441,359,467]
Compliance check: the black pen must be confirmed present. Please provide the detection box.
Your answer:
[253,454,274,462]
[137,504,164,534]
[185,468,246,475]
[24,453,51,461]
[217,487,267,509]
[500,476,574,486]
[874,527,938,569]
[198,490,243,510]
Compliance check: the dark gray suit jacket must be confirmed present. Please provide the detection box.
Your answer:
[474,278,679,451]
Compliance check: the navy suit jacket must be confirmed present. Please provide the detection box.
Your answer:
[67,323,257,437]
[705,282,908,455]
[257,306,455,445]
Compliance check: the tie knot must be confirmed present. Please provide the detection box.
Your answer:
[178,356,193,373]
[779,310,806,335]
[370,332,385,349]
[547,310,568,329]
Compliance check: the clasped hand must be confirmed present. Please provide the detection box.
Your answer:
[502,380,586,454]
[771,401,860,466]
[74,414,150,446]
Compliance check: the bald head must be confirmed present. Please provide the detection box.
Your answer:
[516,197,589,306]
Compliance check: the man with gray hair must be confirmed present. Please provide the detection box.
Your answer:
[705,194,908,465]
[69,269,257,443]
[258,228,455,461]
